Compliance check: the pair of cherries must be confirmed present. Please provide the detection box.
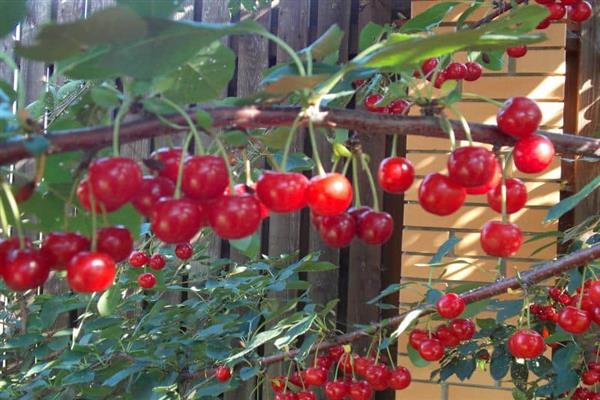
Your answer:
[534,0,593,26]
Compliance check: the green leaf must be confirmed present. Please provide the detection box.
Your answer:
[398,2,460,33]
[230,232,260,259]
[359,22,384,52]
[490,345,510,380]
[263,74,329,95]
[90,86,121,108]
[407,343,430,368]
[391,308,426,339]
[258,128,290,150]
[239,366,259,381]
[527,356,552,378]
[103,363,146,387]
[23,136,50,157]
[222,130,248,147]
[97,286,121,317]
[429,236,461,264]
[274,314,316,348]
[0,0,27,38]
[368,283,404,305]
[272,152,314,172]
[552,343,580,373]
[296,261,338,272]
[552,370,579,396]
[63,370,95,386]
[301,24,343,61]
[461,299,490,319]
[117,0,185,17]
[512,388,528,400]
[455,357,476,381]
[545,174,600,222]
[195,109,213,130]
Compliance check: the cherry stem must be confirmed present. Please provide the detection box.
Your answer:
[214,137,236,194]
[500,153,508,224]
[86,180,98,251]
[331,157,340,173]
[351,156,362,208]
[281,112,303,172]
[578,266,587,310]
[174,132,195,199]
[1,182,25,249]
[243,150,252,186]
[462,92,504,107]
[441,114,456,151]
[161,97,206,155]
[63,179,79,231]
[360,153,380,212]
[385,345,395,368]
[259,30,306,77]
[447,104,473,146]
[112,98,131,157]
[341,156,351,175]
[0,195,9,237]
[391,134,398,158]
[307,120,326,176]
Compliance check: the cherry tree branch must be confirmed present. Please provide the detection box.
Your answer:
[470,0,526,29]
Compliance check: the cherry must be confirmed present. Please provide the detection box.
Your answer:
[582,370,600,386]
[409,328,429,350]
[137,272,157,289]
[506,45,528,58]
[437,293,466,319]
[445,62,467,80]
[324,380,348,400]
[464,62,483,81]
[480,221,523,257]
[175,242,193,260]
[215,365,232,382]
[97,226,133,262]
[364,94,385,113]
[315,355,334,370]
[256,171,308,213]
[88,157,142,208]
[348,206,371,223]
[275,393,297,400]
[418,338,445,361]
[513,134,555,174]
[349,380,373,400]
[148,147,186,183]
[377,156,414,193]
[208,194,262,239]
[271,377,286,392]
[41,231,90,270]
[487,178,528,214]
[449,318,476,341]
[418,173,466,216]
[77,177,121,213]
[356,210,393,245]
[419,57,439,78]
[128,251,149,268]
[319,213,356,248]
[386,99,410,114]
[536,18,552,29]
[151,197,203,243]
[131,176,175,217]
[433,70,448,89]
[364,363,390,391]
[328,345,345,361]
[304,366,328,386]
[590,280,600,306]
[557,306,591,334]
[496,97,542,138]
[296,391,316,400]
[181,155,229,201]
[568,1,592,22]
[547,3,566,20]
[338,352,355,374]
[149,254,166,270]
[389,366,411,390]
[288,371,304,387]
[448,146,497,188]
[0,237,31,275]
[3,248,50,291]
[354,356,374,377]
[67,251,116,293]
[227,183,269,220]
[508,329,545,359]
[466,160,501,195]
[534,0,554,3]
[436,324,461,347]
[306,173,353,216]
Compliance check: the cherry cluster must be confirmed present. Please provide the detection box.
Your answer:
[572,385,600,400]
[535,0,593,26]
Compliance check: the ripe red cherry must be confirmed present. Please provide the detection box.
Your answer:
[437,293,466,319]
[389,366,411,390]
[304,367,328,386]
[418,57,439,78]
[496,97,542,138]
[449,318,476,341]
[487,178,528,214]
[506,45,528,58]
[590,280,600,306]
[349,380,373,400]
[364,93,385,112]
[534,0,554,3]
[377,156,414,193]
[175,243,193,260]
[256,171,308,213]
[508,329,546,359]
[547,3,566,20]
[325,380,348,400]
[181,155,229,201]
[445,62,467,80]
[409,328,429,350]
[356,210,393,245]
[88,157,143,208]
[466,160,501,195]
[149,254,166,270]
[319,213,356,248]
[536,17,551,29]
[568,1,592,22]
[328,345,345,361]
[149,147,186,183]
[67,251,116,293]
[419,338,445,361]
[557,306,591,334]
[513,134,555,174]
[386,99,410,114]
[228,183,269,220]
[215,366,232,382]
[297,391,316,400]
[436,324,461,347]
[354,356,374,377]
[419,173,466,216]
[275,393,297,400]
[208,194,262,239]
[97,226,133,262]
[41,231,90,270]
[582,370,600,386]
[464,62,483,81]
[137,272,157,289]
[315,355,334,370]
[433,70,448,89]
[132,176,175,217]
[448,146,497,188]
[151,197,203,243]
[0,237,32,275]
[76,177,121,213]
[480,221,523,257]
[3,248,50,291]
[306,173,353,216]
[364,363,390,391]
[128,251,149,268]
[271,376,286,392]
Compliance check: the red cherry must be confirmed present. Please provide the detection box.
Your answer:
[319,213,356,248]
[582,370,600,386]
[437,293,466,319]
[590,361,600,373]
[513,134,555,174]
[389,366,411,390]
[175,243,193,260]
[137,272,157,289]
[547,3,566,20]
[445,62,467,80]
[447,146,497,188]
[215,366,232,382]
[256,171,308,213]
[128,251,149,268]
[304,367,328,386]
[466,160,501,195]
[487,178,528,214]
[67,251,116,293]
[132,176,175,217]
[348,380,373,400]
[151,197,203,243]
[418,173,466,216]
[306,173,353,216]
[534,0,554,3]
[88,157,142,208]
[182,155,229,201]
[436,324,461,347]
[347,206,371,223]
[507,45,528,58]
[310,211,326,231]
[328,345,345,361]
[208,194,262,239]
[387,99,410,114]
[561,0,581,4]
[41,232,90,270]
[377,157,414,193]
[418,57,439,78]
[419,338,445,361]
[296,391,316,400]
[496,97,542,138]
[409,328,429,350]
[364,363,390,391]
[275,393,297,400]
[590,280,600,306]
[356,210,393,245]
[3,248,50,291]
[508,329,546,359]
[464,62,483,81]
[480,221,523,257]
[433,70,448,89]
[271,376,286,392]
[568,1,592,22]
[76,177,121,213]
[325,380,348,400]
[449,319,476,341]
[354,356,374,377]
[227,183,269,220]
[0,237,32,275]
[288,371,304,388]
[557,306,592,334]
[149,254,166,270]
[148,147,186,183]
[315,355,334,370]
[536,17,552,29]
[364,94,385,112]
[97,226,133,262]
[337,352,355,374]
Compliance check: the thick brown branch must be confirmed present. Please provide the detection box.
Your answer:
[1,107,599,166]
